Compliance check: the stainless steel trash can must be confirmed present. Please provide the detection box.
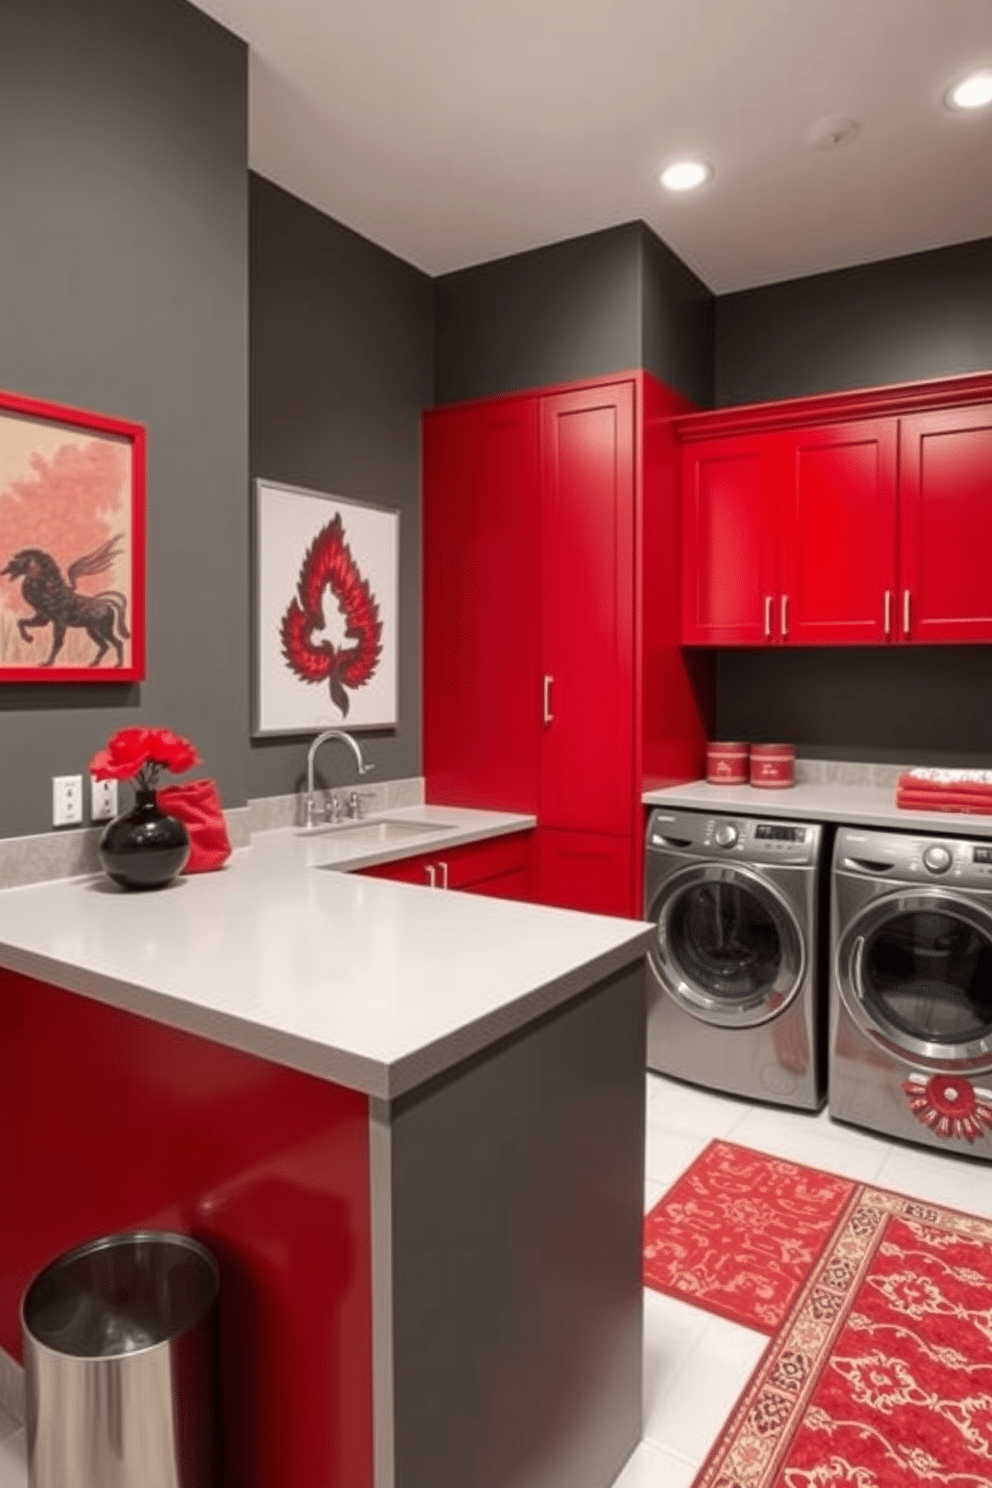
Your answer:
[21,1231,220,1488]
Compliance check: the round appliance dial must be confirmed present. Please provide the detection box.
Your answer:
[922,844,952,874]
[713,822,738,848]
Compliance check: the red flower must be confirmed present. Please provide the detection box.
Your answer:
[90,727,200,790]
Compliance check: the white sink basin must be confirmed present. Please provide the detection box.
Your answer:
[299,817,455,844]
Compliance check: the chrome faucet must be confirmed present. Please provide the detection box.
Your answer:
[304,729,374,829]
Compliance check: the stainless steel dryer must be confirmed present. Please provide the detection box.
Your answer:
[831,826,992,1160]
[645,808,827,1110]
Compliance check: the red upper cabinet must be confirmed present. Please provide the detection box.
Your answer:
[899,403,992,643]
[681,434,779,645]
[679,374,992,649]
[780,419,897,645]
[539,384,635,837]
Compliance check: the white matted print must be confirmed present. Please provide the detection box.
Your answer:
[254,480,399,735]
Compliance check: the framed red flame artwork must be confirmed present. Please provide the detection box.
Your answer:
[0,388,145,683]
[253,479,399,735]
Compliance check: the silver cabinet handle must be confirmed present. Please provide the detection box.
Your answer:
[903,589,911,636]
[764,595,773,639]
[438,861,449,889]
[543,674,554,724]
[883,590,892,636]
[780,594,789,637]
[425,863,436,888]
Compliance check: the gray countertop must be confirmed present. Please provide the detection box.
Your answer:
[642,778,992,837]
[0,804,651,1101]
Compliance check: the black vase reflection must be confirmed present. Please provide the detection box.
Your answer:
[99,788,189,890]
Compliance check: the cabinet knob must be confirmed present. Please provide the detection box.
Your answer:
[903,589,911,637]
[780,594,789,637]
[764,596,773,639]
[543,674,554,724]
[883,590,892,636]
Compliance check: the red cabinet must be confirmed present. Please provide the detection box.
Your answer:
[423,373,710,918]
[680,434,779,645]
[357,831,534,902]
[680,376,992,648]
[900,403,992,643]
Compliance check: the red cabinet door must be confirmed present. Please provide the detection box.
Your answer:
[780,419,898,645]
[423,397,540,810]
[357,833,534,901]
[899,404,992,643]
[680,434,779,645]
[538,384,635,837]
[536,829,634,918]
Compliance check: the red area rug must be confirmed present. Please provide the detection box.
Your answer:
[693,1181,992,1488]
[644,1140,857,1333]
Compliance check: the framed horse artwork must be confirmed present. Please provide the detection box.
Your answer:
[0,388,145,683]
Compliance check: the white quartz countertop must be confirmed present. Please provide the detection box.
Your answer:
[642,779,992,838]
[0,805,651,1100]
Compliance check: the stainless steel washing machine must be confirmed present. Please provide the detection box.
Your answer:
[644,808,827,1110]
[831,826,992,1160]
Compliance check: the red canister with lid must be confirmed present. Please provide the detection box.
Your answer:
[706,741,749,785]
[750,743,795,789]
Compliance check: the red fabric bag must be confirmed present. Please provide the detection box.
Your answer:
[157,779,233,872]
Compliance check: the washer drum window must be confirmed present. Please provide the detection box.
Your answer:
[649,863,806,1029]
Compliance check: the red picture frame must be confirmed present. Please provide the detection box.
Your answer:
[0,388,145,683]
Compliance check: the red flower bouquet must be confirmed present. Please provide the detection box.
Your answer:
[90,727,200,793]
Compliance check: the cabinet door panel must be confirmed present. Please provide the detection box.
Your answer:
[423,399,540,809]
[781,419,897,645]
[539,385,635,837]
[681,436,778,645]
[536,829,634,917]
[900,405,992,643]
[357,853,434,885]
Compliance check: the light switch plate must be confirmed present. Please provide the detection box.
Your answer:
[53,775,83,827]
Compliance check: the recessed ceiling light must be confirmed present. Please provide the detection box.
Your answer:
[659,160,713,193]
[946,69,992,110]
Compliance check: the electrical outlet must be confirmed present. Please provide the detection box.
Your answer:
[90,775,118,822]
[53,774,83,827]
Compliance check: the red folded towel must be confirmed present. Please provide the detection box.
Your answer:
[896,789,992,815]
[157,779,233,871]
[897,769,992,796]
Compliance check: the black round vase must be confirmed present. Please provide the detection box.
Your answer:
[99,788,190,890]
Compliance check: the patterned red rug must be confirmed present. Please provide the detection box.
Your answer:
[644,1141,857,1333]
[693,1180,992,1488]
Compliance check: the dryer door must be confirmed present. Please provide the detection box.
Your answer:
[648,862,806,1028]
[836,889,992,1067]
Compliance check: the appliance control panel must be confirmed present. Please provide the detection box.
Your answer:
[647,809,820,865]
[835,826,992,888]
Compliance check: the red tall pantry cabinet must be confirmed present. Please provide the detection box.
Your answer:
[423,372,712,918]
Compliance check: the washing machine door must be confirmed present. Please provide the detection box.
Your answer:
[648,862,806,1028]
[836,889,992,1067]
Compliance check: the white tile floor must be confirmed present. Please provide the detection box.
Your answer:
[2,1070,989,1488]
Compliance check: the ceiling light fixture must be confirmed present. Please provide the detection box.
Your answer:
[945,69,992,110]
[659,159,713,193]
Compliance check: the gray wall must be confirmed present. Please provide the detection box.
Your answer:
[715,236,992,406]
[713,236,992,764]
[434,222,714,407]
[248,175,433,798]
[0,0,248,840]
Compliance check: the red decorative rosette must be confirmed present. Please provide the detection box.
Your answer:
[902,1073,992,1143]
[90,727,200,790]
[280,513,382,719]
